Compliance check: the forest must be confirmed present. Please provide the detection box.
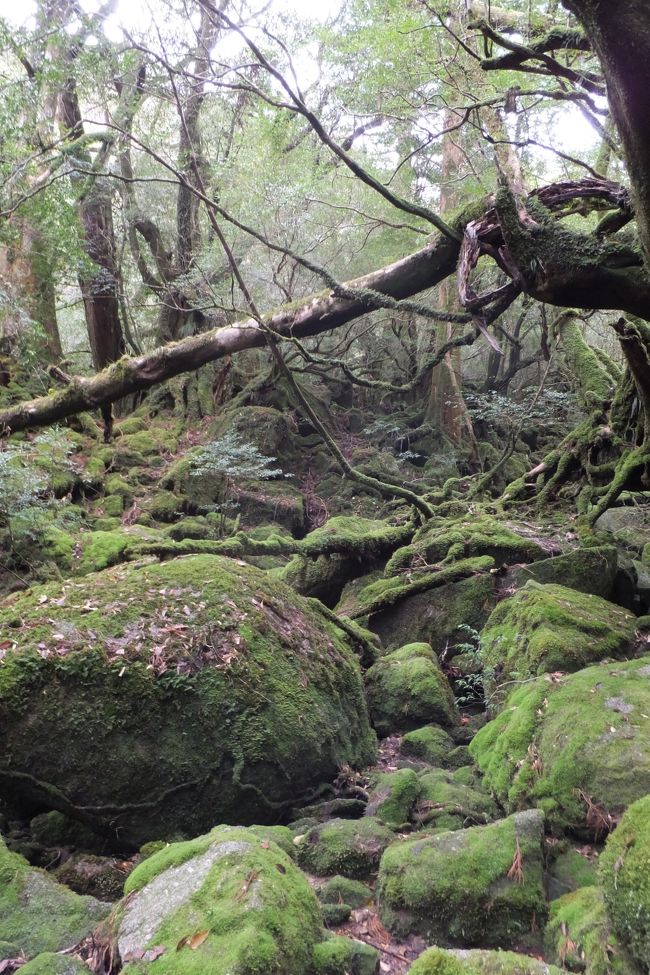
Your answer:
[2,0,650,973]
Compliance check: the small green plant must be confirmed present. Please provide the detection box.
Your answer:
[445,624,496,710]
[190,431,289,537]
[0,446,45,528]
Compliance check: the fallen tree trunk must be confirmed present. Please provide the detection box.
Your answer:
[0,231,460,435]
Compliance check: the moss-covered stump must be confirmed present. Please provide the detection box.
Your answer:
[295,817,394,880]
[312,935,380,974]
[115,826,322,974]
[366,769,420,829]
[0,555,376,847]
[414,769,498,832]
[545,886,641,975]
[479,583,637,687]
[368,574,497,654]
[400,725,470,769]
[469,658,650,836]
[378,810,546,948]
[511,546,618,599]
[0,835,109,959]
[407,946,566,974]
[600,794,650,971]
[365,643,458,737]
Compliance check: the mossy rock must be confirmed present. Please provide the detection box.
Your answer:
[365,643,458,737]
[0,555,376,847]
[77,530,131,573]
[469,657,650,835]
[211,406,299,467]
[600,794,650,971]
[0,835,109,959]
[140,490,183,523]
[54,852,126,901]
[367,573,497,654]
[8,510,76,573]
[17,954,90,975]
[366,769,420,828]
[545,886,641,975]
[280,516,409,607]
[233,480,306,535]
[413,769,498,832]
[595,506,650,554]
[480,582,637,687]
[400,725,468,769]
[511,546,618,599]
[407,946,566,974]
[166,516,215,541]
[30,810,101,850]
[546,846,598,901]
[378,810,546,948]
[312,934,379,974]
[317,876,372,909]
[385,515,547,577]
[295,817,394,880]
[115,826,323,974]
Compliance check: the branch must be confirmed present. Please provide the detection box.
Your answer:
[0,230,460,435]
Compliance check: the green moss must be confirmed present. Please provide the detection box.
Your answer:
[366,768,420,828]
[116,417,148,435]
[102,494,124,517]
[312,935,379,974]
[512,546,618,598]
[401,725,462,767]
[378,809,546,948]
[547,848,598,900]
[295,817,394,879]
[480,582,636,686]
[0,836,109,959]
[408,947,567,974]
[317,876,372,909]
[414,769,497,831]
[365,643,458,736]
[407,947,466,975]
[545,886,641,975]
[600,794,650,970]
[118,826,323,975]
[0,555,376,847]
[18,953,89,974]
[78,530,130,573]
[470,657,650,835]
[385,515,545,576]
[105,474,135,499]
[143,490,183,523]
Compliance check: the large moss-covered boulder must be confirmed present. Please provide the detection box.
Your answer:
[295,817,394,880]
[480,582,637,685]
[470,658,650,835]
[115,826,323,974]
[600,794,650,971]
[0,835,109,959]
[511,546,618,599]
[0,555,376,847]
[378,810,546,949]
[367,575,497,654]
[365,643,458,736]
[413,769,498,832]
[545,886,641,975]
[408,947,565,974]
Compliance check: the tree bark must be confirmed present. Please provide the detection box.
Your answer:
[562,0,650,265]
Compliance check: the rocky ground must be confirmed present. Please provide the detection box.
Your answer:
[2,405,650,974]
